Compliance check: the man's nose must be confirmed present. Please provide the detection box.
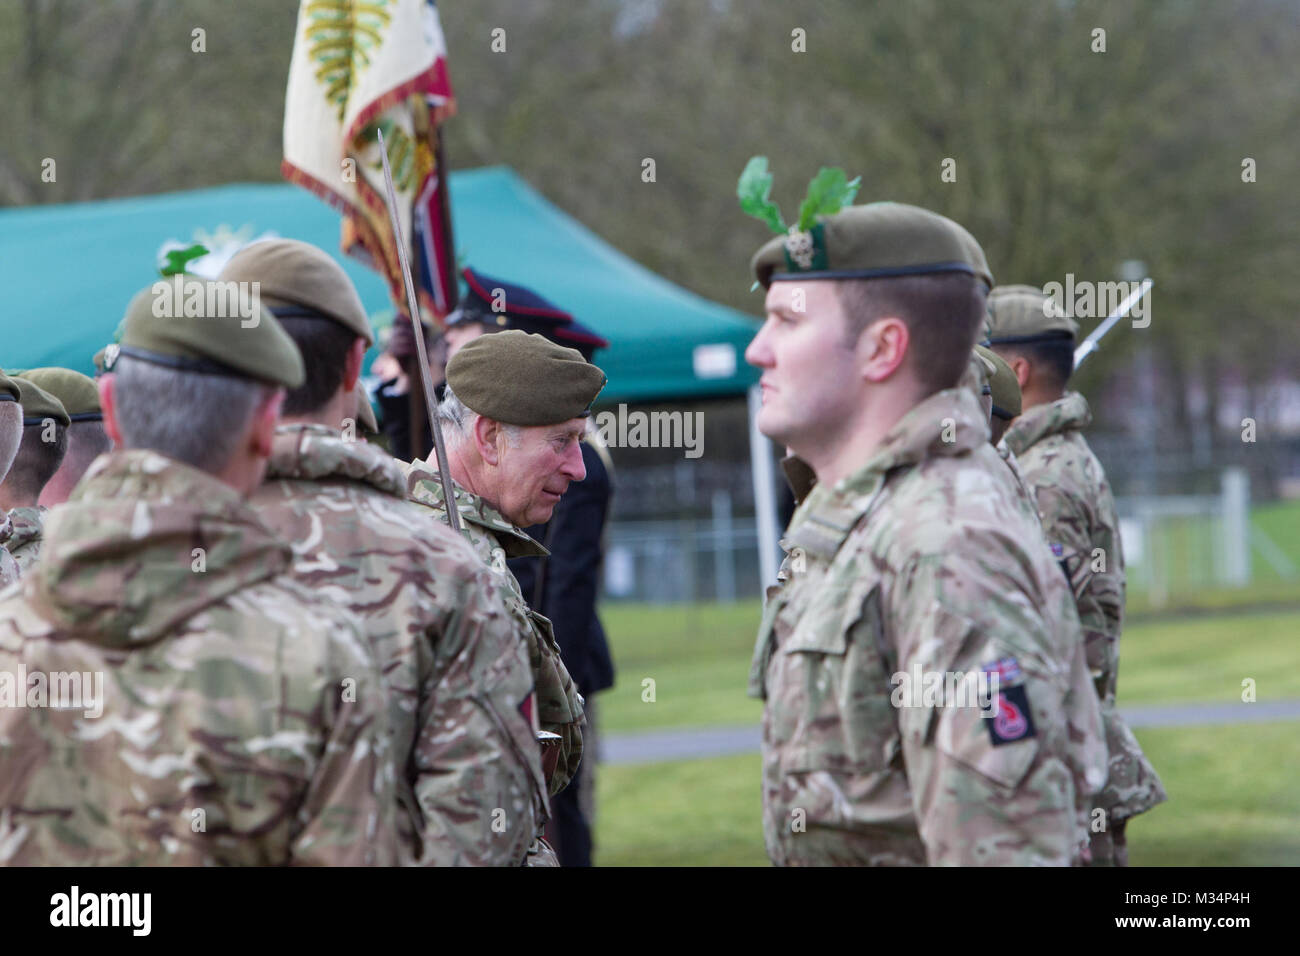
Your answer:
[561,441,587,482]
[744,323,773,368]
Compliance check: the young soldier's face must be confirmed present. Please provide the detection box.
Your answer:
[745,281,865,454]
[495,417,588,527]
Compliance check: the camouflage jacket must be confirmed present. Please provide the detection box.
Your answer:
[1005,393,1166,820]
[252,424,547,866]
[0,450,398,866]
[996,440,1041,528]
[404,458,585,797]
[749,385,1106,866]
[1,506,44,573]
[0,513,18,587]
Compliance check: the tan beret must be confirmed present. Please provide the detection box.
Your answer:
[974,345,1021,420]
[447,330,607,426]
[986,284,1079,343]
[16,367,101,420]
[13,377,70,428]
[751,201,993,291]
[116,276,304,389]
[0,372,18,403]
[218,238,374,346]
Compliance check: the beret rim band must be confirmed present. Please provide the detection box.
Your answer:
[987,331,1076,346]
[68,412,104,423]
[0,394,14,403]
[991,405,1017,421]
[768,260,986,284]
[116,345,257,382]
[24,416,68,427]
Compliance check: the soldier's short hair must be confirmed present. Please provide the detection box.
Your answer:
[835,273,987,395]
[63,420,113,475]
[437,385,523,449]
[275,315,361,415]
[996,337,1074,394]
[112,355,272,473]
[5,419,68,501]
[0,402,21,484]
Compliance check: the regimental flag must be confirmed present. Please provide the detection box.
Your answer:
[282,0,458,323]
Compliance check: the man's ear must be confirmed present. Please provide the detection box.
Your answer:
[249,388,285,459]
[472,414,501,467]
[343,336,366,392]
[1009,355,1031,390]
[98,374,124,447]
[859,316,910,383]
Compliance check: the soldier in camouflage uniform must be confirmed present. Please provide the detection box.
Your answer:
[222,240,547,865]
[0,278,397,865]
[0,377,70,573]
[0,375,21,586]
[988,285,1166,866]
[744,202,1106,866]
[405,330,604,864]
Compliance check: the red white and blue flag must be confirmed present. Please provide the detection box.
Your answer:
[282,0,458,323]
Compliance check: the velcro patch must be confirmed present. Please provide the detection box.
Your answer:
[983,685,1037,746]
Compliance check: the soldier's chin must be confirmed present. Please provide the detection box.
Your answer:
[756,407,793,446]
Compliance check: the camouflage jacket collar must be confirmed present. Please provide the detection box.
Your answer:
[30,449,292,647]
[404,458,548,559]
[1005,391,1092,457]
[3,505,45,551]
[786,386,988,560]
[267,423,406,498]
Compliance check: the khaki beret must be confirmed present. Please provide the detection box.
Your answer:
[352,382,379,435]
[0,372,18,403]
[218,238,374,346]
[116,275,304,389]
[447,330,607,427]
[751,201,993,290]
[986,284,1079,343]
[974,345,1021,420]
[13,377,70,428]
[16,367,101,421]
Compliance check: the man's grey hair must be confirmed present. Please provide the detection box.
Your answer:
[112,355,273,473]
[436,384,522,449]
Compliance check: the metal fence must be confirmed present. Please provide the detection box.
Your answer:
[601,466,1298,606]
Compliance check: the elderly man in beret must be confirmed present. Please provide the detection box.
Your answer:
[987,284,1166,866]
[221,239,547,866]
[744,200,1105,866]
[0,378,69,573]
[13,367,114,508]
[440,269,617,868]
[405,329,604,865]
[0,276,396,865]
[0,374,22,586]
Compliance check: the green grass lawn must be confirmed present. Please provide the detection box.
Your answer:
[598,602,1300,733]
[594,722,1300,866]
[591,595,1300,865]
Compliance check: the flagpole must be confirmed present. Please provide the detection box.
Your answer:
[377,127,461,533]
